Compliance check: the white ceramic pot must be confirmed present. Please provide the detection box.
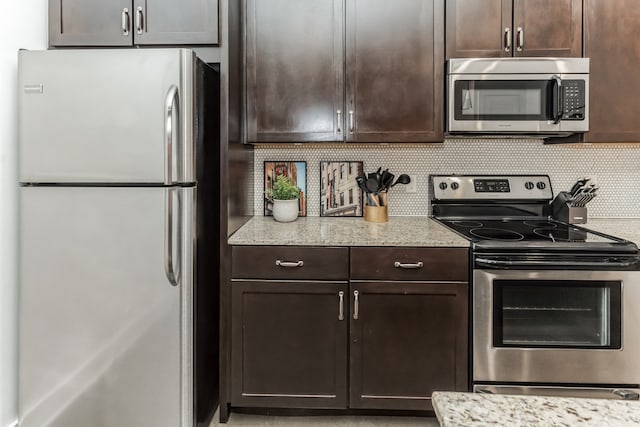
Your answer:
[272,199,299,222]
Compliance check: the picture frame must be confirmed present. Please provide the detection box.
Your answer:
[263,161,307,217]
[320,161,364,217]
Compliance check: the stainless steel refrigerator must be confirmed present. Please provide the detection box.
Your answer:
[18,49,219,427]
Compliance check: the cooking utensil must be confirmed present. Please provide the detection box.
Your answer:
[390,174,411,187]
[381,170,394,191]
[366,176,381,194]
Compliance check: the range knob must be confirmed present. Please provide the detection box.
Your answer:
[439,182,448,190]
[451,182,460,190]
[536,181,547,190]
[525,181,534,190]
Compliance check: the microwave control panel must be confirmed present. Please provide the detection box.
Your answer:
[562,80,586,120]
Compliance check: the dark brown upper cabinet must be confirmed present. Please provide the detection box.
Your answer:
[245,0,344,142]
[583,0,640,143]
[245,0,444,143]
[345,0,444,143]
[446,0,582,58]
[49,0,219,47]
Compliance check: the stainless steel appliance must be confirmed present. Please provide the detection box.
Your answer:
[18,49,220,426]
[430,175,640,400]
[447,58,589,135]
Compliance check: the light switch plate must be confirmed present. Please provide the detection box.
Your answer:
[404,176,417,193]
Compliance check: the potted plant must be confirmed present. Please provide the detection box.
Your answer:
[267,174,301,222]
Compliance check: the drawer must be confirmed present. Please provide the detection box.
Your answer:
[232,246,349,281]
[350,247,469,281]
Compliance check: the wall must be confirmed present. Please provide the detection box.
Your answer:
[0,2,47,427]
[253,141,640,218]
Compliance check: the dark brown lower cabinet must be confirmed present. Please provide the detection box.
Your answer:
[231,281,349,408]
[349,281,468,411]
[228,246,469,415]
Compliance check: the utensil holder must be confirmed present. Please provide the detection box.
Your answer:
[364,205,388,223]
[551,191,587,224]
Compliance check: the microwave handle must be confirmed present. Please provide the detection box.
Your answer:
[552,75,564,124]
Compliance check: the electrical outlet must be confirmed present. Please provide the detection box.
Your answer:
[404,176,417,193]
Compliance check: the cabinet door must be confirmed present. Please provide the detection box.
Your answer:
[231,281,348,408]
[132,0,218,45]
[513,0,582,57]
[584,0,640,142]
[349,281,468,410]
[49,0,133,46]
[446,0,512,58]
[346,0,444,142]
[246,0,344,142]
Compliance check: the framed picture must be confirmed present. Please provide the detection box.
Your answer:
[320,161,364,217]
[264,161,307,216]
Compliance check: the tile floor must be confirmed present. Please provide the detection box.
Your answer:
[210,408,440,426]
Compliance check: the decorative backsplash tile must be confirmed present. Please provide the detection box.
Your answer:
[252,140,640,218]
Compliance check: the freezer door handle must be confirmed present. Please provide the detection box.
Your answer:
[165,85,180,185]
[164,188,180,287]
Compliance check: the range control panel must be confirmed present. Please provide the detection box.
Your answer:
[430,175,553,201]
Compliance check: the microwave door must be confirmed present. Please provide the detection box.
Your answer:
[448,74,568,133]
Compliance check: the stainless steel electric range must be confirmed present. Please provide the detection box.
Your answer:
[430,175,640,401]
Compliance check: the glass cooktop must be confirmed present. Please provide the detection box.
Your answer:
[438,218,622,244]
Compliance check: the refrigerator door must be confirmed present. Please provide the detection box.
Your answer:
[18,49,196,184]
[18,186,195,427]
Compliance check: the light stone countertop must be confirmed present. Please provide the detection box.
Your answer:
[227,216,469,247]
[585,218,640,246]
[432,391,640,427]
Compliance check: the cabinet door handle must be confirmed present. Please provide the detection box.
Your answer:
[353,290,359,320]
[338,291,344,321]
[122,8,130,36]
[336,110,342,133]
[135,6,144,34]
[348,110,354,134]
[516,27,524,52]
[275,260,304,268]
[504,27,511,52]
[394,261,424,269]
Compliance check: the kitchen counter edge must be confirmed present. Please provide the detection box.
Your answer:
[432,391,640,427]
[227,216,470,247]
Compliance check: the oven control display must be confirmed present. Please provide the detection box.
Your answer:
[474,179,510,192]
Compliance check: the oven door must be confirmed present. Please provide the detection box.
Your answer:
[474,269,640,385]
[448,73,589,134]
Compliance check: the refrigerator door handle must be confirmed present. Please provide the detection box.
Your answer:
[164,188,180,287]
[165,85,180,185]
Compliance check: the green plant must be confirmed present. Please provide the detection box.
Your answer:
[267,175,301,200]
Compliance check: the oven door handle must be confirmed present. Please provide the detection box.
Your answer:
[475,257,640,268]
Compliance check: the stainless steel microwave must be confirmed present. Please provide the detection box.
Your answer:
[447,58,589,135]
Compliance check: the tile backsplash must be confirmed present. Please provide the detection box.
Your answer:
[252,140,640,218]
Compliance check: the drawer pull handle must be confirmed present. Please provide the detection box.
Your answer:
[353,290,359,320]
[338,291,344,321]
[394,261,424,269]
[275,260,304,268]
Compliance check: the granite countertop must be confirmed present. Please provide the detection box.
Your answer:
[432,391,640,427]
[585,218,640,246]
[227,216,469,247]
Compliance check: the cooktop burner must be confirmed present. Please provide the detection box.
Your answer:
[469,227,524,241]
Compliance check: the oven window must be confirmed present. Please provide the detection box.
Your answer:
[454,80,554,121]
[493,280,621,349]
